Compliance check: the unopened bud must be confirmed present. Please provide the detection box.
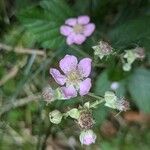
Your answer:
[104,91,118,109]
[49,110,63,124]
[79,130,97,145]
[78,111,94,130]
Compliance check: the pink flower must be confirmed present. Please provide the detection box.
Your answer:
[50,55,92,99]
[60,15,95,45]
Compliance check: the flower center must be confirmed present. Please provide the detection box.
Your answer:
[73,24,84,34]
[67,70,81,84]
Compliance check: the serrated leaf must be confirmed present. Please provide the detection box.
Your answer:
[128,68,150,113]
[18,0,74,49]
[109,16,150,49]
[40,0,74,21]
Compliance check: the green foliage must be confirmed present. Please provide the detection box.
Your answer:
[128,68,150,113]
[1,0,150,149]
[18,0,74,49]
[109,16,150,50]
[3,26,35,47]
[94,71,126,97]
[93,104,108,126]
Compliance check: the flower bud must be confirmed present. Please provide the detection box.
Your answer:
[92,41,112,59]
[49,110,63,124]
[123,50,137,64]
[78,111,94,130]
[104,91,118,109]
[79,130,97,145]
[123,63,131,71]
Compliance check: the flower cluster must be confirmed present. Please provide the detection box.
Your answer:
[41,15,136,146]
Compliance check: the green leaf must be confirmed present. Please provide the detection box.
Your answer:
[18,0,74,49]
[95,71,111,95]
[94,71,126,97]
[109,16,150,49]
[93,104,108,126]
[128,68,150,113]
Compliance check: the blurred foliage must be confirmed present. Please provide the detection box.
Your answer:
[0,0,150,149]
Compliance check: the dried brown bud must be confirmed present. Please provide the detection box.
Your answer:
[42,86,54,102]
[134,47,145,60]
[93,41,113,59]
[99,41,112,54]
[78,111,94,130]
[115,98,130,111]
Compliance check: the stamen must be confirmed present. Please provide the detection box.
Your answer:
[67,70,82,84]
[73,24,84,34]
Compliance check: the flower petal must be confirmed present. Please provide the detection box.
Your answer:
[65,18,77,26]
[60,25,73,36]
[83,23,95,37]
[77,15,90,25]
[61,86,77,99]
[79,78,92,96]
[50,68,66,85]
[78,58,92,77]
[66,34,74,45]
[59,55,78,74]
[73,34,86,45]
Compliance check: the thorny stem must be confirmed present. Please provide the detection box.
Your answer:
[88,92,104,99]
[90,99,105,108]
[87,92,105,108]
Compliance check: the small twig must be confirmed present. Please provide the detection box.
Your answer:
[0,94,41,116]
[0,43,46,56]
[0,65,19,86]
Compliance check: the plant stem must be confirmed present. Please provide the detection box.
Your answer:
[90,99,105,108]
[88,92,104,100]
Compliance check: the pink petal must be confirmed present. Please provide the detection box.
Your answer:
[78,58,92,78]
[77,15,90,25]
[79,78,92,96]
[73,34,86,45]
[66,35,74,45]
[61,86,77,99]
[50,68,66,85]
[60,25,73,36]
[65,18,77,26]
[59,55,78,74]
[83,23,95,37]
